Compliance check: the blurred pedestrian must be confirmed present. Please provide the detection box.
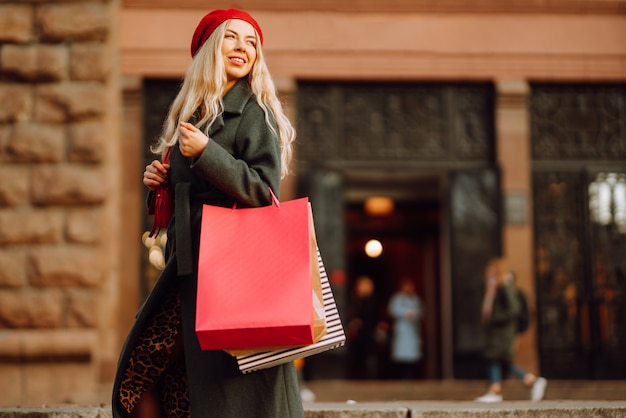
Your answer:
[509,271,547,402]
[346,275,378,379]
[475,259,546,402]
[388,278,423,379]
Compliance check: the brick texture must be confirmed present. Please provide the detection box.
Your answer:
[68,121,105,163]
[5,123,65,163]
[0,44,68,81]
[37,3,109,42]
[0,166,29,206]
[0,5,33,43]
[36,82,106,122]
[32,165,107,205]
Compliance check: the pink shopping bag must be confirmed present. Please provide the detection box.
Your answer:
[196,193,314,351]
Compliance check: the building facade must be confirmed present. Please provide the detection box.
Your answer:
[0,0,624,406]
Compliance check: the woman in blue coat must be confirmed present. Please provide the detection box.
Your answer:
[112,9,304,418]
[388,278,423,379]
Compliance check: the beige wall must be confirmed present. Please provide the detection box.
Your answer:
[120,9,626,80]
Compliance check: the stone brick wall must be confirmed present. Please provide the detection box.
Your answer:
[0,0,120,406]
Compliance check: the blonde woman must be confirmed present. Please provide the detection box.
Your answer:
[112,9,302,418]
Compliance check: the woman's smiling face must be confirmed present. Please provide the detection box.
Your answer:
[222,19,258,89]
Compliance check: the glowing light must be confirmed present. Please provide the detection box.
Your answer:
[365,239,383,258]
[364,197,395,216]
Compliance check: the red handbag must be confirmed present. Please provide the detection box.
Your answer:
[148,148,173,237]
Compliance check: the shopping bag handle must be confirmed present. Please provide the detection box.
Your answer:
[231,187,280,210]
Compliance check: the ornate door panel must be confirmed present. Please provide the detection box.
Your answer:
[531,84,626,379]
[587,172,626,378]
[533,171,589,378]
[448,168,502,378]
[296,81,494,169]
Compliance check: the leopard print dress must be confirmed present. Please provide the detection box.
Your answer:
[118,290,191,417]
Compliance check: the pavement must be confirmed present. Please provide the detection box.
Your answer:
[1,379,625,417]
[301,378,626,402]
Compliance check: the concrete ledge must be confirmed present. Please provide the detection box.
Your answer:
[0,407,111,418]
[306,403,408,417]
[2,402,626,418]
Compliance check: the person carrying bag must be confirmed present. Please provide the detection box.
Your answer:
[112,9,304,418]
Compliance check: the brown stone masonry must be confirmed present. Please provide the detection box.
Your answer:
[0,0,121,407]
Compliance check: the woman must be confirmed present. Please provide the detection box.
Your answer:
[388,278,423,379]
[475,263,547,402]
[474,258,520,403]
[112,9,304,417]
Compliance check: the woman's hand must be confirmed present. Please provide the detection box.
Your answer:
[178,121,209,158]
[143,160,169,191]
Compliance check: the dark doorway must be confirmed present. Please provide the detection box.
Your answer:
[343,175,443,380]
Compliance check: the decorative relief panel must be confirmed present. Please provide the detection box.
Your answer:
[533,169,626,378]
[530,84,626,160]
[533,172,586,356]
[297,82,493,167]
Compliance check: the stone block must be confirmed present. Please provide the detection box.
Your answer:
[0,407,112,417]
[0,288,64,328]
[0,5,33,43]
[0,209,63,245]
[0,84,33,123]
[71,43,109,81]
[0,329,97,360]
[37,3,109,42]
[6,123,65,163]
[28,246,104,287]
[69,121,105,163]
[36,82,106,122]
[0,44,67,82]
[20,364,55,406]
[305,404,409,417]
[0,166,29,206]
[66,289,98,327]
[0,365,21,407]
[32,166,107,206]
[67,208,103,244]
[0,248,27,288]
[0,45,38,80]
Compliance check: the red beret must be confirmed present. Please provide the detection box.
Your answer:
[190,9,264,57]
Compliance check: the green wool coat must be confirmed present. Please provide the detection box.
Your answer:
[112,78,304,418]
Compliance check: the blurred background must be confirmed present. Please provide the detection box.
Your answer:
[0,0,624,406]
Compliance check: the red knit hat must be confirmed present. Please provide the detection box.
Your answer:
[190,9,264,57]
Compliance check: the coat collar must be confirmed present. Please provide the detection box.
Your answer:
[208,78,253,136]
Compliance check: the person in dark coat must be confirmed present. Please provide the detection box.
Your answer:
[474,258,520,403]
[111,9,303,418]
[346,275,378,379]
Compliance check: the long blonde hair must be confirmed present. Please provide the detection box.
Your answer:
[152,21,295,179]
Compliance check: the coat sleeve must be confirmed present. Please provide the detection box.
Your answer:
[190,102,282,207]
